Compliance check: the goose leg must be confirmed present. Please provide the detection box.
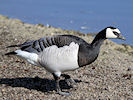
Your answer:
[52,73,70,96]
[61,74,77,88]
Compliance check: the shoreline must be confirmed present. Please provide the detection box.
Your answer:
[0,14,133,99]
[1,14,132,46]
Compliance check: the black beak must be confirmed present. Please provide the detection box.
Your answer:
[118,34,126,40]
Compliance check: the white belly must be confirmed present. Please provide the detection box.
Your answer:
[38,42,79,73]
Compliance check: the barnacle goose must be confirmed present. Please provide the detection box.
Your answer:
[5,26,125,96]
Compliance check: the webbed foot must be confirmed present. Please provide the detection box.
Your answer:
[58,91,71,96]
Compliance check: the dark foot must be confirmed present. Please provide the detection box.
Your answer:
[61,74,77,88]
[66,78,77,88]
[52,73,71,96]
[58,91,71,96]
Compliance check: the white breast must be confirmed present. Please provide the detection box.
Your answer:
[38,42,79,73]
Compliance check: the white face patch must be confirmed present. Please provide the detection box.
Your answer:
[113,29,120,33]
[106,28,118,39]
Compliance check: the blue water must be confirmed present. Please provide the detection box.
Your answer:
[0,0,133,45]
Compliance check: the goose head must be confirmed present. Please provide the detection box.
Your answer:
[91,26,126,48]
[105,26,125,40]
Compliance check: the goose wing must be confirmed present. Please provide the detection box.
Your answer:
[9,35,89,54]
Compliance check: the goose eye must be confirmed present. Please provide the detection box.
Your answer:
[113,31,119,36]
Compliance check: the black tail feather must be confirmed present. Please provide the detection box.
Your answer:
[5,51,17,55]
[6,44,20,48]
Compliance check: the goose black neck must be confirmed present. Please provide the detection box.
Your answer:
[91,30,106,49]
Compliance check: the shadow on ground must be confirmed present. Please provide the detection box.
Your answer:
[0,76,82,93]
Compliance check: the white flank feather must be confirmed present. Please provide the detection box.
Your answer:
[15,50,39,66]
[38,42,79,73]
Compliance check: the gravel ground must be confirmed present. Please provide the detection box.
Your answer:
[0,15,133,100]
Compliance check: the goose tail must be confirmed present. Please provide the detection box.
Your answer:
[5,51,17,55]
